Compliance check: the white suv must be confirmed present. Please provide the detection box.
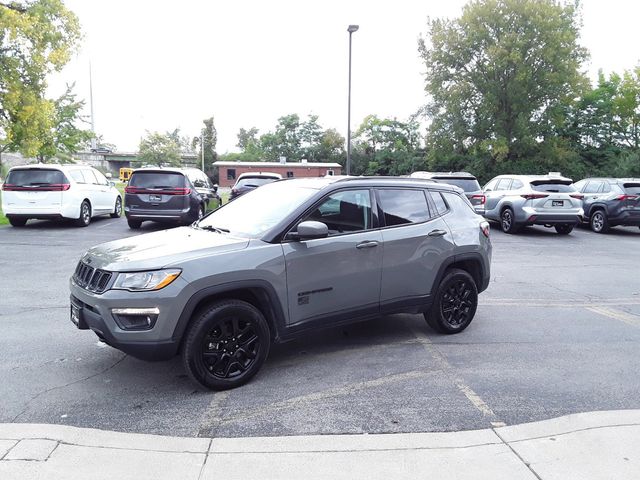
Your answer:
[1,164,122,227]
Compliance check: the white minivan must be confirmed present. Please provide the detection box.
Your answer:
[1,164,122,227]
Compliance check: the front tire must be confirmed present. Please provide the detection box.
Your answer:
[182,299,271,390]
[555,224,574,235]
[75,201,91,227]
[500,207,520,234]
[590,210,609,233]
[110,197,122,218]
[425,268,478,334]
[8,217,27,227]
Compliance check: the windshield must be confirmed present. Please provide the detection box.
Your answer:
[235,177,279,188]
[129,171,185,188]
[530,181,575,193]
[198,181,318,237]
[432,177,480,192]
[6,169,66,186]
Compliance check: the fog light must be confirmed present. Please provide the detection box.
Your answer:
[111,307,159,330]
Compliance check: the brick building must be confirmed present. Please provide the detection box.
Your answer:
[213,161,342,188]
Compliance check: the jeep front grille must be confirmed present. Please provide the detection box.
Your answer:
[73,261,112,293]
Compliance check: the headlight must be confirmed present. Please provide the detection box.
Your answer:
[112,269,181,292]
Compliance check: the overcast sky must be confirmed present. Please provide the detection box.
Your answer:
[48,0,640,154]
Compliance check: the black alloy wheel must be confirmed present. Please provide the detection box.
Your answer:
[425,268,478,334]
[182,299,270,390]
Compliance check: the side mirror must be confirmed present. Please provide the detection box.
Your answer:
[212,184,218,192]
[109,181,116,187]
[287,221,329,241]
[484,188,492,192]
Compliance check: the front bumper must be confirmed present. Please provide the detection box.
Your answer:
[69,276,192,361]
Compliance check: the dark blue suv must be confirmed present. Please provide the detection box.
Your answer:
[573,178,640,233]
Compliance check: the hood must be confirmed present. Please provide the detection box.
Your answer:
[81,226,249,271]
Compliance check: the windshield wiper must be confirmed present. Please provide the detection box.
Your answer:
[196,224,230,233]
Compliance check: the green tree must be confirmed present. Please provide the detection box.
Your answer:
[235,127,261,160]
[419,0,588,168]
[317,128,345,163]
[352,115,424,175]
[138,131,181,167]
[37,83,92,161]
[0,0,81,166]
[197,117,218,173]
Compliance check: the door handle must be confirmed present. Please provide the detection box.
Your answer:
[356,240,379,249]
[428,229,447,237]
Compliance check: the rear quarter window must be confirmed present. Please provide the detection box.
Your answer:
[442,191,477,215]
[6,169,66,185]
[129,172,186,188]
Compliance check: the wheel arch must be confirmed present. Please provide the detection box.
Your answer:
[172,281,287,351]
[430,253,488,297]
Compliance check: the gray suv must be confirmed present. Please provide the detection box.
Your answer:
[483,174,584,234]
[572,178,640,233]
[70,177,492,390]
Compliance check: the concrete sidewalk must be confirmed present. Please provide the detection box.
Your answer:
[1,410,639,479]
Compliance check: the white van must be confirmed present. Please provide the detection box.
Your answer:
[1,164,122,227]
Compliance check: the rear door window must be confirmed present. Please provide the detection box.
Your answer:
[129,172,186,188]
[495,178,512,191]
[582,181,602,194]
[6,169,65,186]
[83,169,99,185]
[378,189,431,226]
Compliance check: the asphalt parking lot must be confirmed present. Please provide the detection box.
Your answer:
[1,217,639,438]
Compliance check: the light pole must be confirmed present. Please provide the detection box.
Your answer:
[347,24,359,176]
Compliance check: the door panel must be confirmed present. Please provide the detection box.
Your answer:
[283,231,383,325]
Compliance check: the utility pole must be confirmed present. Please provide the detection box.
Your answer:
[89,62,96,151]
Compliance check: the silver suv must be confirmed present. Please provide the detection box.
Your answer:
[483,173,584,234]
[70,177,492,390]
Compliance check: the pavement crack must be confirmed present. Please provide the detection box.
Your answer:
[10,354,127,422]
[493,428,544,480]
[197,439,213,480]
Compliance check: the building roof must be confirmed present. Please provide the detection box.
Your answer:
[213,161,342,168]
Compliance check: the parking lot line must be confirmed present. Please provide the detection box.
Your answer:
[409,327,499,420]
[586,306,640,328]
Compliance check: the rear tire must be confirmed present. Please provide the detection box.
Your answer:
[182,299,271,390]
[425,268,478,334]
[75,201,91,227]
[110,197,122,218]
[127,218,142,229]
[555,224,574,235]
[500,207,520,234]
[8,217,27,227]
[590,210,609,233]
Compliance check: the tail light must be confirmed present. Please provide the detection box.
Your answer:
[616,195,639,201]
[521,193,549,200]
[480,221,490,238]
[570,194,584,200]
[2,183,70,191]
[470,194,486,205]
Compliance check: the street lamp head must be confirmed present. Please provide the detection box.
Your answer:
[347,25,359,33]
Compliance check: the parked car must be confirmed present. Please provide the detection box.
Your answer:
[182,167,221,207]
[1,164,122,227]
[572,178,640,233]
[123,167,208,229]
[70,176,492,390]
[482,173,584,234]
[410,171,485,214]
[229,172,282,201]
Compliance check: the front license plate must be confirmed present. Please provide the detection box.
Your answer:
[149,194,162,202]
[70,303,82,328]
[552,200,563,207]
